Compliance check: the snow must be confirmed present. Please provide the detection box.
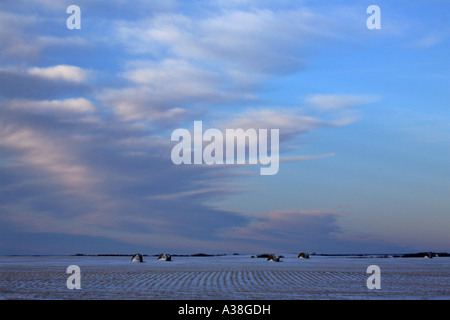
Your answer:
[0,254,448,300]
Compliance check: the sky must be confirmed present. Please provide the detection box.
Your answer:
[0,0,448,255]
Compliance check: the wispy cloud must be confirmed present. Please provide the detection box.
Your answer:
[220,208,348,250]
[305,94,379,112]
[0,2,366,253]
[0,123,97,191]
[280,153,336,163]
[7,98,95,113]
[0,67,91,99]
[114,8,337,72]
[27,65,91,83]
[147,187,237,201]
[2,0,443,255]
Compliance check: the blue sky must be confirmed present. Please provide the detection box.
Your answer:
[0,0,448,255]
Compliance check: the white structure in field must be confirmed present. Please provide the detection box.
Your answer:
[298,252,309,259]
[267,254,281,262]
[158,253,172,261]
[131,253,143,262]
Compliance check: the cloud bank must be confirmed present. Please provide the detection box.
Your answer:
[0,0,420,255]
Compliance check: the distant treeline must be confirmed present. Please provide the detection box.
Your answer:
[312,252,449,258]
[393,252,449,258]
[72,253,229,257]
[72,252,449,258]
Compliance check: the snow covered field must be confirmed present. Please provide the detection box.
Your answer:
[1,254,448,300]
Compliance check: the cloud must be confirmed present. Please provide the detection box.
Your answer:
[100,86,191,123]
[0,1,407,255]
[223,109,328,133]
[280,153,336,163]
[27,65,90,83]
[147,187,236,201]
[305,94,379,112]
[217,108,352,146]
[0,11,39,61]
[0,122,97,191]
[0,98,251,253]
[414,33,448,48]
[0,67,91,99]
[0,9,91,64]
[220,207,409,253]
[97,6,357,127]
[115,8,337,74]
[220,208,348,252]
[8,98,95,113]
[101,58,256,123]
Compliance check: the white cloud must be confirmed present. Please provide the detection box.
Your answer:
[305,94,379,112]
[221,108,334,137]
[9,98,95,113]
[103,7,346,125]
[100,86,191,122]
[123,59,217,86]
[27,65,90,83]
[1,1,414,255]
[102,58,255,123]
[114,8,337,73]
